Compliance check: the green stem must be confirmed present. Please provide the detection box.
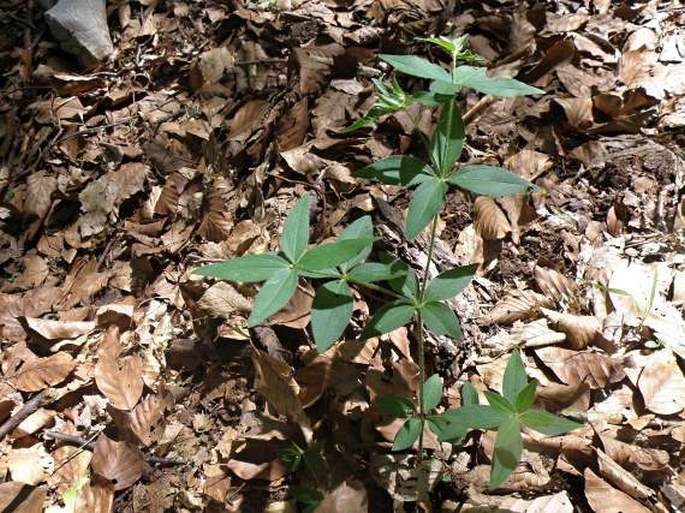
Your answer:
[416,215,440,467]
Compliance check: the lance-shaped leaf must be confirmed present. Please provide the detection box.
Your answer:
[362,300,415,338]
[429,99,465,176]
[489,417,523,489]
[311,280,353,352]
[454,66,545,97]
[421,374,443,411]
[406,178,448,240]
[432,405,506,442]
[502,349,528,404]
[247,268,299,327]
[282,195,310,262]
[379,54,451,82]
[448,165,538,196]
[356,156,434,186]
[461,382,479,406]
[346,262,403,284]
[386,258,420,299]
[484,391,516,415]
[338,216,374,270]
[298,238,373,271]
[393,417,422,451]
[194,253,290,283]
[521,410,583,436]
[424,264,477,301]
[422,301,462,339]
[378,396,414,418]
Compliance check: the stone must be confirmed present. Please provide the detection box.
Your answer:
[44,0,114,66]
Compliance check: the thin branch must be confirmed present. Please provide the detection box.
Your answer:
[0,389,49,441]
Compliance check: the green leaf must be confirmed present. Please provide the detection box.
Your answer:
[454,66,545,97]
[346,262,403,284]
[362,300,415,338]
[247,268,299,327]
[422,301,462,339]
[194,253,290,283]
[392,417,422,451]
[379,54,451,82]
[435,405,506,442]
[338,216,374,270]
[282,195,310,262]
[429,99,465,176]
[356,155,434,186]
[385,258,420,299]
[448,165,538,196]
[422,35,464,56]
[424,264,477,301]
[299,238,373,271]
[406,178,448,240]
[515,380,537,412]
[521,410,583,436]
[377,396,414,418]
[426,414,462,442]
[484,390,516,415]
[421,374,443,411]
[489,418,523,489]
[502,349,528,403]
[311,280,353,352]
[461,382,479,406]
[412,91,447,107]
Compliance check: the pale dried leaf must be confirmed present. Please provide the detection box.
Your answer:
[315,478,367,513]
[25,171,57,219]
[229,100,269,140]
[584,468,651,513]
[504,149,552,181]
[6,351,76,392]
[198,281,252,319]
[595,448,655,501]
[480,289,553,325]
[637,350,685,415]
[74,482,114,513]
[534,266,578,304]
[510,319,567,348]
[8,444,53,485]
[48,446,91,494]
[541,308,601,349]
[555,97,594,129]
[24,317,95,340]
[91,434,144,491]
[93,326,144,410]
[474,196,511,240]
[0,482,46,513]
[535,346,625,389]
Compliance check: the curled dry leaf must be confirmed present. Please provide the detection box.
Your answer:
[595,448,655,501]
[48,446,91,495]
[5,351,76,392]
[541,308,601,350]
[480,289,553,325]
[535,346,626,390]
[474,196,511,240]
[74,481,114,513]
[93,326,144,410]
[534,266,577,305]
[199,176,233,242]
[110,391,174,447]
[90,433,144,491]
[24,317,96,340]
[584,468,651,513]
[510,319,567,348]
[554,97,594,129]
[636,350,685,415]
[599,434,670,481]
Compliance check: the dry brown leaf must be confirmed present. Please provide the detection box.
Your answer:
[636,350,685,415]
[8,444,53,485]
[276,98,309,151]
[480,289,553,325]
[48,446,91,494]
[5,351,76,392]
[198,281,251,319]
[541,308,601,350]
[154,171,190,216]
[599,434,670,479]
[93,326,144,410]
[24,171,57,220]
[315,478,368,513]
[535,346,625,389]
[595,448,655,501]
[24,317,96,340]
[510,319,567,348]
[251,349,309,431]
[555,97,594,129]
[229,100,269,140]
[227,438,290,481]
[584,468,651,513]
[474,196,511,240]
[267,283,314,329]
[91,433,144,491]
[111,391,173,447]
[534,266,578,305]
[0,482,46,513]
[8,254,49,291]
[74,482,114,513]
[198,176,233,241]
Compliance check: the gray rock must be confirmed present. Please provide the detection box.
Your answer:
[45,0,113,66]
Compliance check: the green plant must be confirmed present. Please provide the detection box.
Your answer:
[195,35,581,495]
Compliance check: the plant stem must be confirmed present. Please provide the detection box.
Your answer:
[416,214,440,467]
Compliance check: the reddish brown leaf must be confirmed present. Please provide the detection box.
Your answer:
[90,434,144,491]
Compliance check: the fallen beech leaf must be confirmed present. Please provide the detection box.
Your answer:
[315,478,368,513]
[226,438,290,481]
[111,392,173,447]
[8,444,53,485]
[541,308,601,350]
[584,468,651,513]
[637,350,685,415]
[6,351,76,392]
[554,97,594,129]
[474,196,511,240]
[595,448,655,501]
[24,317,96,340]
[509,319,566,348]
[480,289,553,325]
[535,346,625,389]
[90,434,144,491]
[93,326,144,410]
[534,266,577,305]
[74,481,114,513]
[198,281,252,319]
[0,482,46,513]
[48,446,91,494]
[198,176,233,242]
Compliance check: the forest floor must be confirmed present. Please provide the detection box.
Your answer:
[1,0,685,512]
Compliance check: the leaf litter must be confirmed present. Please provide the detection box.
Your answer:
[1,0,685,511]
